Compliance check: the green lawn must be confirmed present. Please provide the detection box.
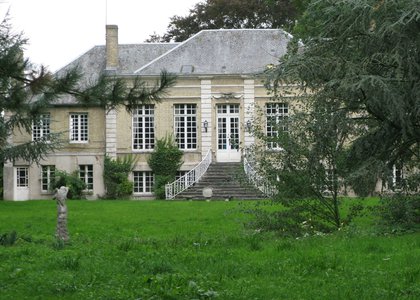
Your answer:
[0,200,419,299]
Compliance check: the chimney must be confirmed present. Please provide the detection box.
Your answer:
[106,25,119,71]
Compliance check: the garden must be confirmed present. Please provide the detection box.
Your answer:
[0,199,419,299]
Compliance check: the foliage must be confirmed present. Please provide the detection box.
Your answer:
[103,155,137,199]
[146,0,308,42]
[51,170,86,199]
[148,135,183,199]
[377,193,420,232]
[0,230,17,246]
[0,167,3,199]
[0,16,175,165]
[243,202,333,237]
[249,93,362,230]
[257,0,420,232]
[0,200,419,299]
[265,0,420,189]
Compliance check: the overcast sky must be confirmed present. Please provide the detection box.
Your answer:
[1,0,199,71]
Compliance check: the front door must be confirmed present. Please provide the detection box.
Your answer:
[216,104,241,162]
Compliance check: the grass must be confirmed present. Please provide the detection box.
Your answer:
[0,199,419,299]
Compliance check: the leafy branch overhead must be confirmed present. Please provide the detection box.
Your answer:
[266,0,420,179]
[0,17,176,164]
[146,0,309,42]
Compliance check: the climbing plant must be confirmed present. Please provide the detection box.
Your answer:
[103,155,137,199]
[148,135,183,199]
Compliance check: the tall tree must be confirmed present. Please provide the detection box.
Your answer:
[248,93,361,231]
[146,0,308,42]
[265,0,420,192]
[0,17,175,165]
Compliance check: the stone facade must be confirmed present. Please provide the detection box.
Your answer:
[3,26,293,200]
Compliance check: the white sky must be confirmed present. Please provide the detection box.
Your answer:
[1,0,199,72]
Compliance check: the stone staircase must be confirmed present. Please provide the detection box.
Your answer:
[175,162,267,200]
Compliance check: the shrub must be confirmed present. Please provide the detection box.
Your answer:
[243,201,334,238]
[51,170,86,199]
[103,155,136,199]
[0,231,17,246]
[377,194,420,231]
[148,135,183,199]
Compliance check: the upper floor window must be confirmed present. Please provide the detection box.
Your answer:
[133,105,155,150]
[266,103,288,149]
[70,113,88,143]
[32,113,50,141]
[41,165,55,192]
[174,104,197,150]
[79,164,93,190]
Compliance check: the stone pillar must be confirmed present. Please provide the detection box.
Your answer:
[244,79,255,147]
[105,109,117,158]
[106,25,119,71]
[201,79,212,159]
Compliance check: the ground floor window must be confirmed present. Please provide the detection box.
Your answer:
[41,165,55,192]
[16,167,29,187]
[133,171,154,194]
[79,165,93,190]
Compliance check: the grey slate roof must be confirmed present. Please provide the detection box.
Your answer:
[55,43,178,80]
[52,29,291,104]
[135,29,291,76]
[54,43,178,104]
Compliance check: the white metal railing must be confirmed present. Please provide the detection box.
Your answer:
[165,149,212,200]
[243,150,277,197]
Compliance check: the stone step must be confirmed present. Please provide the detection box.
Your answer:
[174,162,267,200]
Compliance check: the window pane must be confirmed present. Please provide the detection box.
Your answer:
[79,165,93,190]
[70,113,88,142]
[41,165,55,192]
[174,104,197,150]
[16,167,28,187]
[133,171,154,194]
[266,103,289,149]
[33,114,51,141]
[133,105,155,150]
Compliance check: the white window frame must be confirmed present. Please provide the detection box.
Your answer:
[392,164,404,190]
[70,113,88,143]
[174,104,197,150]
[41,165,55,193]
[132,105,155,151]
[266,103,288,149]
[32,113,51,141]
[79,164,93,191]
[133,171,154,194]
[16,167,29,188]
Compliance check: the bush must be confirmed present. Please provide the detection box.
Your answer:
[103,155,136,199]
[51,170,86,199]
[148,135,183,199]
[152,175,173,199]
[0,231,17,246]
[243,201,334,238]
[377,194,420,231]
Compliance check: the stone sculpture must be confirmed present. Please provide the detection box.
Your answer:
[54,186,69,242]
